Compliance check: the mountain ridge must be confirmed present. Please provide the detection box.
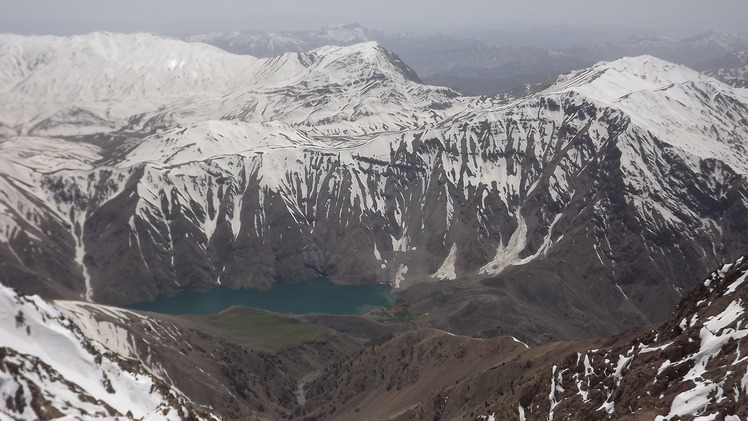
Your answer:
[189,24,748,97]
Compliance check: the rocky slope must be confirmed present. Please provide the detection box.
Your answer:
[301,254,748,420]
[0,284,217,420]
[3,254,747,419]
[0,32,746,344]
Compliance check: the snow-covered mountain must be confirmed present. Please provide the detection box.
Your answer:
[0,285,216,419]
[189,26,748,97]
[0,32,256,135]
[1,30,746,346]
[0,32,465,137]
[2,30,748,418]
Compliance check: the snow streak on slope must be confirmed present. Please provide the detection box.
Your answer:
[0,285,215,419]
[433,243,458,280]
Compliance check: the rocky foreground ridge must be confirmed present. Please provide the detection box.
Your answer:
[301,254,748,420]
[2,254,747,419]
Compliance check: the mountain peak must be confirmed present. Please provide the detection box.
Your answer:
[306,41,422,83]
[546,55,748,174]
[548,55,703,103]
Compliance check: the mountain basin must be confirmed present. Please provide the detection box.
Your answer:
[126,278,395,315]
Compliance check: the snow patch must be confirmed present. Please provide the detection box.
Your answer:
[433,243,458,280]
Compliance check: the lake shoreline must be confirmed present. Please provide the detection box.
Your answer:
[126,278,396,316]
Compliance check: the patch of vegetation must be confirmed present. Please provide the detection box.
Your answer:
[371,307,423,325]
[182,306,329,350]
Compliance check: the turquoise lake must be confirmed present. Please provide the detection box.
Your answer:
[127,278,395,315]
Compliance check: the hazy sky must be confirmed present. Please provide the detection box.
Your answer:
[1,0,746,36]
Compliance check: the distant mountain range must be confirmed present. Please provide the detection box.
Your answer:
[569,30,748,66]
[699,49,748,87]
[189,24,748,95]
